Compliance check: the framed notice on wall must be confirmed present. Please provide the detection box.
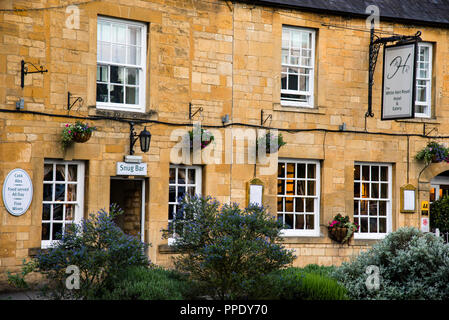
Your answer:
[381,42,418,120]
[400,184,416,213]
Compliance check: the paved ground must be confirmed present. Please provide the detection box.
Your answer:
[0,290,48,300]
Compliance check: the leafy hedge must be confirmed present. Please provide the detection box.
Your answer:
[333,227,449,300]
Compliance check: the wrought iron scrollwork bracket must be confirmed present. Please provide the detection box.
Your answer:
[21,60,48,88]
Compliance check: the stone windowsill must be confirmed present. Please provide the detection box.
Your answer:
[158,244,181,254]
[395,117,440,125]
[273,103,326,115]
[88,105,157,120]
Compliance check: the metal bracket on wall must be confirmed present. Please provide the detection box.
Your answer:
[189,102,203,120]
[67,92,84,111]
[367,27,422,118]
[261,110,272,126]
[423,123,437,136]
[21,60,48,88]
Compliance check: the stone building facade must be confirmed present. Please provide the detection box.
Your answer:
[1,0,449,284]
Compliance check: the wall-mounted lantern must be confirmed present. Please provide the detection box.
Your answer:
[129,122,151,155]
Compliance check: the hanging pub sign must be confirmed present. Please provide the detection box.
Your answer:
[381,42,418,120]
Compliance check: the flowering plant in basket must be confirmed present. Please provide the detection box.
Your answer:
[188,127,214,150]
[415,141,449,165]
[328,214,358,244]
[256,132,286,153]
[61,121,96,150]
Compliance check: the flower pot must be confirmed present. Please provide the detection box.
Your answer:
[72,131,92,143]
[328,226,352,244]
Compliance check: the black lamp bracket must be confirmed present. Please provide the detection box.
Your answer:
[189,102,203,120]
[21,60,48,88]
[67,92,84,111]
[129,121,140,155]
[261,110,272,126]
[367,29,422,118]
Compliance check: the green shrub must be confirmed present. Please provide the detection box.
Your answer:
[8,204,150,299]
[98,266,194,300]
[333,227,449,300]
[430,195,449,233]
[162,195,295,300]
[247,266,348,300]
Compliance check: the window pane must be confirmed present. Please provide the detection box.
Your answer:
[305,214,314,230]
[354,182,360,198]
[126,87,139,105]
[286,180,294,195]
[128,26,141,46]
[43,184,52,201]
[98,42,111,61]
[286,163,295,178]
[278,163,285,178]
[362,166,370,181]
[53,204,63,220]
[100,22,111,42]
[369,218,378,233]
[297,163,306,178]
[380,166,388,181]
[381,183,388,199]
[379,218,387,233]
[52,223,63,240]
[371,183,379,198]
[67,184,77,202]
[354,200,359,215]
[295,198,304,212]
[44,164,53,181]
[127,46,141,65]
[169,186,176,202]
[285,198,293,212]
[178,169,186,184]
[354,165,360,180]
[65,204,75,221]
[281,73,287,90]
[169,168,176,184]
[360,200,368,215]
[68,165,77,182]
[307,163,316,179]
[379,201,387,216]
[112,24,126,44]
[284,214,293,229]
[188,169,196,184]
[296,180,305,196]
[305,198,314,212]
[307,181,315,196]
[178,186,186,199]
[295,214,304,229]
[277,198,283,212]
[126,68,139,85]
[288,73,298,91]
[97,83,108,102]
[42,223,50,240]
[42,204,51,221]
[369,201,378,216]
[111,44,126,63]
[362,183,370,198]
[110,66,124,84]
[55,184,65,201]
[360,217,368,233]
[110,85,124,103]
[56,165,65,181]
[97,65,108,82]
[371,166,379,181]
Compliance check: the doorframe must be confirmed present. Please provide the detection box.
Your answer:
[110,177,146,242]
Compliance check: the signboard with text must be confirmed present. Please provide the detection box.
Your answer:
[2,168,33,216]
[381,42,417,120]
[116,162,147,176]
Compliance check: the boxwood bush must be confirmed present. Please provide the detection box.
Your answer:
[247,266,348,300]
[98,266,195,300]
[430,195,449,233]
[332,227,449,300]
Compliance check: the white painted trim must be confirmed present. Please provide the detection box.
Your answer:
[96,16,147,113]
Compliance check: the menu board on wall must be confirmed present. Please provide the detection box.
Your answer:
[2,168,33,216]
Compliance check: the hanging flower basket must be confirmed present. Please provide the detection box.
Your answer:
[188,128,214,151]
[72,131,92,143]
[61,121,96,150]
[256,132,286,154]
[416,141,449,165]
[327,214,358,244]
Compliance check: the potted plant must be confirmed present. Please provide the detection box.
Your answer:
[257,132,286,154]
[416,141,449,165]
[188,127,214,151]
[328,214,359,244]
[61,121,96,150]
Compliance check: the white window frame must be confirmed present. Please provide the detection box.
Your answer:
[414,42,433,118]
[277,159,321,237]
[41,160,85,249]
[168,164,202,245]
[281,26,315,108]
[96,16,147,113]
[353,162,392,240]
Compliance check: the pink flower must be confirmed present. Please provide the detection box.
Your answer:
[66,124,69,127]
[68,130,71,134]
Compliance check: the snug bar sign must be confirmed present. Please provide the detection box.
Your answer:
[381,42,417,120]
[116,162,147,176]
